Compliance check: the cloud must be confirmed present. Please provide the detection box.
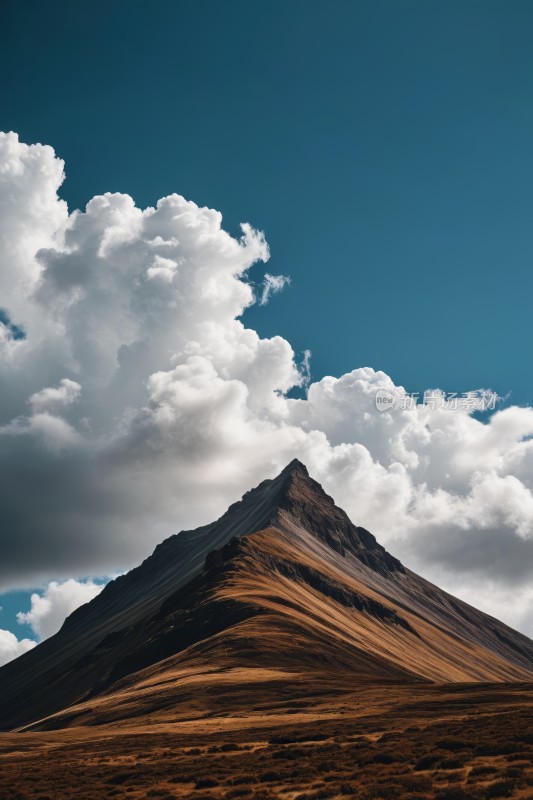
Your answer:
[146,254,179,283]
[17,579,104,640]
[0,578,104,666]
[29,378,81,413]
[260,272,291,305]
[0,131,533,636]
[0,629,36,668]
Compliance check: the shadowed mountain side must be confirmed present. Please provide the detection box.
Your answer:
[0,460,532,731]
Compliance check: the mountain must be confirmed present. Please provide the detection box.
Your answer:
[0,459,532,732]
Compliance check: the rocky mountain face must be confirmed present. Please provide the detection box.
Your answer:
[1,459,532,732]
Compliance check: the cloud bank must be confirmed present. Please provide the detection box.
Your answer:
[1,131,532,638]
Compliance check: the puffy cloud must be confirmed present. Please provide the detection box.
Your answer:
[0,629,36,667]
[0,131,533,636]
[146,254,179,283]
[260,272,291,305]
[29,378,81,413]
[17,579,103,641]
[0,578,104,666]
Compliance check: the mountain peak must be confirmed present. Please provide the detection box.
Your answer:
[281,457,309,476]
[1,460,532,734]
[265,462,405,576]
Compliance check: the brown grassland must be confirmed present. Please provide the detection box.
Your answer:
[0,676,531,800]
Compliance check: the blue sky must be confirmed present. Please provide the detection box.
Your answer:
[3,0,533,403]
[0,591,33,637]
[1,1,533,650]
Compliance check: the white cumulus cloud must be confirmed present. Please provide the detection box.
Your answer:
[0,629,36,667]
[17,579,104,641]
[0,131,533,637]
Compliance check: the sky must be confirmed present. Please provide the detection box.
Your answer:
[1,0,533,661]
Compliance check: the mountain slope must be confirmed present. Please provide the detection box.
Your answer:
[0,460,532,731]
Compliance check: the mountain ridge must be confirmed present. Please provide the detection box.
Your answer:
[0,459,532,732]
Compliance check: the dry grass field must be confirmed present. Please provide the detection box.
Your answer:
[0,678,531,800]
